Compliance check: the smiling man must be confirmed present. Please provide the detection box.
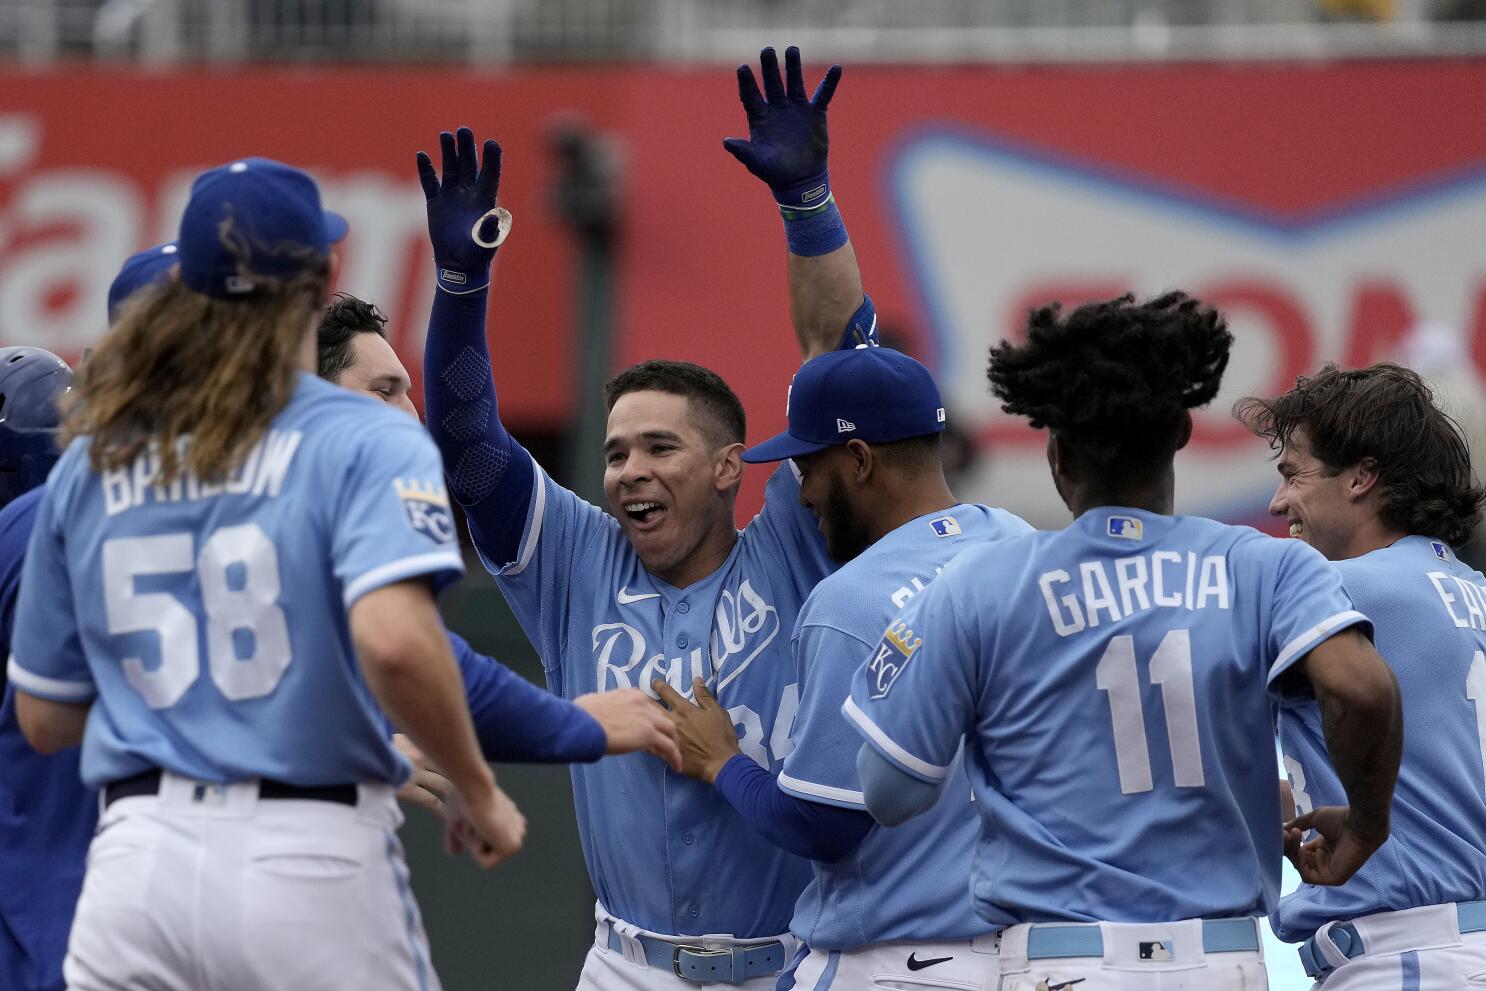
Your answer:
[418,48,884,990]
[1238,362,1486,989]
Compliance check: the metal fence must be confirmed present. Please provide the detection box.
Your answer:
[4,0,1486,63]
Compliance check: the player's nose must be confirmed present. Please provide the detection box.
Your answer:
[1267,482,1287,517]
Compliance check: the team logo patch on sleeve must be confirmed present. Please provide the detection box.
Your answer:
[929,515,960,537]
[394,478,455,544]
[868,619,922,700]
[1107,515,1143,540]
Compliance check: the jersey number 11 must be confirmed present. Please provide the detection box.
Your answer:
[1096,629,1206,795]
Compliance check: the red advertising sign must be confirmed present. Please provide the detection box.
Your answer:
[3,61,1484,523]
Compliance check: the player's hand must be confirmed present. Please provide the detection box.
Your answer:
[415,126,508,294]
[652,677,741,784]
[1285,806,1386,886]
[574,689,683,772]
[392,734,452,821]
[723,46,842,209]
[444,776,526,869]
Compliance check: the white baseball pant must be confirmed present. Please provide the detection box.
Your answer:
[782,935,1000,990]
[575,903,796,990]
[992,918,1267,991]
[1302,902,1486,990]
[64,772,438,991]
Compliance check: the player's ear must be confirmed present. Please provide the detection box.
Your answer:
[1348,456,1382,503]
[1173,410,1194,452]
[714,442,745,491]
[847,439,872,482]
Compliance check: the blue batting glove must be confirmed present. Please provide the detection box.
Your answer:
[723,46,843,211]
[416,127,504,295]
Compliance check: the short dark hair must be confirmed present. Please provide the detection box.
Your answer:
[318,293,388,381]
[869,432,941,471]
[604,360,746,447]
[988,291,1232,475]
[1235,362,1485,546]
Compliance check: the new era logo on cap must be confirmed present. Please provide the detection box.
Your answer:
[742,347,947,464]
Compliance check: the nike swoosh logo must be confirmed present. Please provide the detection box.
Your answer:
[616,587,660,605]
[906,954,953,972]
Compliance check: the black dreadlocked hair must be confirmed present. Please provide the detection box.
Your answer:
[988,291,1233,472]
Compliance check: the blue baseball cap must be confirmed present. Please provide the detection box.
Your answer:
[743,346,946,463]
[177,157,348,299]
[107,242,179,321]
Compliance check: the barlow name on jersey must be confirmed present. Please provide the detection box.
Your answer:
[100,430,302,516]
[1039,550,1232,637]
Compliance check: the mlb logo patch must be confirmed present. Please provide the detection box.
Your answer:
[394,478,455,545]
[929,515,961,538]
[1107,516,1143,540]
[868,620,922,700]
[1432,541,1452,561]
[1139,941,1174,962]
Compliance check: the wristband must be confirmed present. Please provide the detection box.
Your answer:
[781,195,848,258]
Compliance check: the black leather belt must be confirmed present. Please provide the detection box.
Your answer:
[103,769,358,809]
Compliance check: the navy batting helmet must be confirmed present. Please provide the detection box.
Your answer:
[0,347,73,507]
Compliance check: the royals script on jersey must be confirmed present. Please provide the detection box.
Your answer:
[846,508,1369,924]
[7,374,464,789]
[1274,536,1486,941]
[479,456,832,938]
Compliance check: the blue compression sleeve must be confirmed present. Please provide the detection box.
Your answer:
[714,754,873,863]
[450,631,606,763]
[856,743,942,826]
[422,287,531,567]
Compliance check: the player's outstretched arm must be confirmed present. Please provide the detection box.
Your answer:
[14,693,87,754]
[654,677,871,862]
[724,46,874,360]
[351,577,525,868]
[418,127,534,567]
[449,630,680,769]
[1286,627,1402,886]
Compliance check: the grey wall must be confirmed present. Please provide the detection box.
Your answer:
[407,567,596,990]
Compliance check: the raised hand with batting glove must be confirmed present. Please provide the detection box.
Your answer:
[724,46,842,212]
[416,126,510,296]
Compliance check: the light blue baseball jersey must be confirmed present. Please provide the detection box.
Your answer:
[781,504,1031,950]
[1273,535,1486,941]
[6,373,463,789]
[845,507,1370,924]
[482,457,832,937]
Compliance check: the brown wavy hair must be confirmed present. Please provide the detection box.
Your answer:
[1235,362,1485,546]
[62,265,327,485]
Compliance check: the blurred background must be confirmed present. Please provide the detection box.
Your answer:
[4,1,1485,987]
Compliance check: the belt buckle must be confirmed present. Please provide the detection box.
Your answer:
[672,943,731,982]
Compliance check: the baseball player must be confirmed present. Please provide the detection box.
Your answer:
[1237,363,1486,989]
[315,291,682,787]
[0,347,76,991]
[847,293,1403,991]
[7,157,523,991]
[653,346,1031,990]
[418,48,878,988]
